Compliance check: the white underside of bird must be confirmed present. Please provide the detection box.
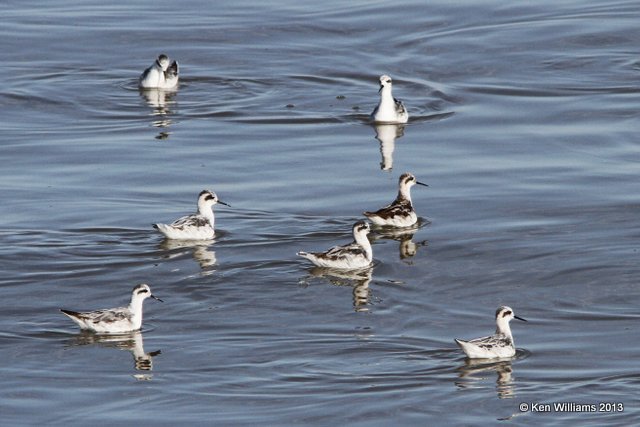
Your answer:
[365,203,417,227]
[455,335,516,359]
[297,242,372,269]
[61,307,143,334]
[154,215,215,240]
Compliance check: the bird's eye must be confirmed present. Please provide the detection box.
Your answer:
[503,311,512,317]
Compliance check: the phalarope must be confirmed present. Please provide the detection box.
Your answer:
[60,284,163,334]
[139,54,179,89]
[363,172,428,227]
[455,306,527,359]
[153,190,229,240]
[297,221,373,269]
[371,74,409,124]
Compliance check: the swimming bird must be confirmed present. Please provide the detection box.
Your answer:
[370,74,409,124]
[297,221,373,269]
[139,54,179,89]
[153,190,229,240]
[455,306,527,359]
[363,172,428,227]
[60,284,163,334]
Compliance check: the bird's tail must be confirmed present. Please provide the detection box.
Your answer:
[60,309,80,317]
[153,223,170,233]
[454,338,467,348]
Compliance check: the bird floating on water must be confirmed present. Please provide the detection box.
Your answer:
[60,283,163,334]
[153,190,229,240]
[297,221,373,270]
[370,74,409,124]
[455,306,527,359]
[363,172,428,227]
[139,54,179,89]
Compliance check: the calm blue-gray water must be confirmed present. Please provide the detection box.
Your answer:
[2,0,639,425]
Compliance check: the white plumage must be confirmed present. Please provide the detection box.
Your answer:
[364,172,428,227]
[297,221,373,270]
[60,283,162,334]
[153,190,229,240]
[455,306,527,359]
[139,54,179,89]
[370,74,409,124]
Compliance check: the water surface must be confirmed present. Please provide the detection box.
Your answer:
[1,0,639,425]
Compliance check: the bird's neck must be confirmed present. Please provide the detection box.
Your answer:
[198,203,215,226]
[397,185,412,203]
[354,232,373,262]
[129,297,145,318]
[496,319,513,339]
[380,86,394,105]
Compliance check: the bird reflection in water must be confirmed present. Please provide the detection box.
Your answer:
[139,88,177,140]
[373,124,405,171]
[303,267,373,313]
[158,238,217,271]
[455,358,515,399]
[68,330,161,374]
[370,220,429,261]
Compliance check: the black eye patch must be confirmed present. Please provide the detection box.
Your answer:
[502,311,512,317]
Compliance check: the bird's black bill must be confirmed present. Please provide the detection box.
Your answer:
[514,315,527,322]
[151,295,164,302]
[218,200,231,207]
[378,85,383,93]
[416,181,429,187]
